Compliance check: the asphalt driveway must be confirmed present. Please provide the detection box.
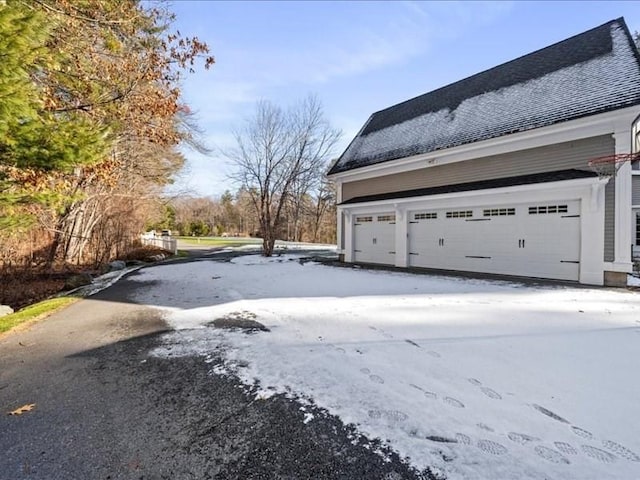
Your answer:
[0,254,432,480]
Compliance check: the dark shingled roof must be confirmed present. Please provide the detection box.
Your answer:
[329,18,640,175]
[340,169,598,205]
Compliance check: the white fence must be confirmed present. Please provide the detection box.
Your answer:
[141,236,177,254]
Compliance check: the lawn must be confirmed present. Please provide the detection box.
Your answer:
[129,252,640,480]
[0,297,78,334]
[176,236,261,246]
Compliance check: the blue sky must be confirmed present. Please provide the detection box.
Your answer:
[168,1,640,197]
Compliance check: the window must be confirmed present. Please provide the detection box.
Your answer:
[483,208,515,217]
[446,210,473,218]
[528,205,568,215]
[355,216,372,223]
[636,212,640,246]
[377,214,396,222]
[414,212,437,220]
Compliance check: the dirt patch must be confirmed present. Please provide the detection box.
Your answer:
[0,246,172,311]
[119,245,173,262]
[208,311,270,332]
[0,267,94,311]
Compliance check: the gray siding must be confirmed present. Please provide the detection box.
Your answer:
[341,135,616,262]
[342,136,614,201]
[604,180,615,262]
[633,176,640,205]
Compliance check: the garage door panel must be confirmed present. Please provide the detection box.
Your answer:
[354,212,396,265]
[407,200,581,281]
[408,212,442,268]
[519,202,580,268]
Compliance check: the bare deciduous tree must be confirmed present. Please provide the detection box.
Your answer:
[309,178,336,243]
[227,96,340,256]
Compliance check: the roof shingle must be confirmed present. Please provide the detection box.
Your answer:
[329,18,640,175]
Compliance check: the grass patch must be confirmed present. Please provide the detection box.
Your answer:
[0,297,78,334]
[176,236,261,247]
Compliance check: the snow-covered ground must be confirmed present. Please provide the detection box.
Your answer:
[129,253,640,480]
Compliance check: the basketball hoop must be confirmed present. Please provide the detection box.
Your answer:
[587,153,640,178]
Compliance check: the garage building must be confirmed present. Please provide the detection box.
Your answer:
[328,18,640,286]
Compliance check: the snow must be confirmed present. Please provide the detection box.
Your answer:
[129,253,640,480]
[628,274,640,287]
[337,23,640,170]
[62,265,143,298]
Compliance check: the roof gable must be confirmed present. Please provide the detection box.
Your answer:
[329,18,640,175]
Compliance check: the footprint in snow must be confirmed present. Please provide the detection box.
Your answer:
[477,423,494,432]
[360,368,371,375]
[404,339,421,348]
[384,410,408,422]
[571,426,593,439]
[410,384,437,400]
[369,374,385,384]
[534,445,570,464]
[426,351,441,358]
[467,378,482,386]
[554,442,577,455]
[532,404,569,423]
[480,387,502,400]
[368,409,408,422]
[443,396,464,408]
[477,439,507,455]
[507,432,540,445]
[581,445,616,463]
[602,440,640,462]
[455,433,471,445]
[426,435,458,443]
[368,409,382,419]
[335,347,346,354]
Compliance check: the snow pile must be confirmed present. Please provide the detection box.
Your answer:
[131,254,640,480]
[628,274,640,287]
[63,265,143,298]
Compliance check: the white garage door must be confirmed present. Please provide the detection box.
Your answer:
[353,213,396,264]
[408,200,580,281]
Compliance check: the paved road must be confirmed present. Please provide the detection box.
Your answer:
[0,252,435,480]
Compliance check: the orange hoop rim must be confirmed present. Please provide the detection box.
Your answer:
[587,152,640,167]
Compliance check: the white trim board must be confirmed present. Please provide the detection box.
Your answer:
[338,177,605,212]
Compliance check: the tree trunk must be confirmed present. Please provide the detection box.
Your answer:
[47,207,73,266]
[47,228,63,266]
[262,232,276,257]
